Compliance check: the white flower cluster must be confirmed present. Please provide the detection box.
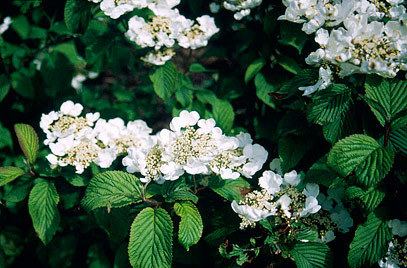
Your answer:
[122,110,268,183]
[223,0,263,20]
[231,167,322,229]
[379,219,407,268]
[0,17,12,35]
[279,0,407,95]
[71,72,99,91]
[40,102,268,181]
[88,0,219,65]
[40,101,153,173]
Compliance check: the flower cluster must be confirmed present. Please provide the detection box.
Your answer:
[231,160,353,243]
[40,102,268,182]
[231,166,322,229]
[40,101,153,173]
[122,110,268,183]
[279,0,407,95]
[88,0,219,65]
[379,219,407,268]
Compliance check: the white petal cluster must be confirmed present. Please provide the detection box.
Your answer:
[232,166,322,229]
[88,0,218,65]
[122,110,268,183]
[279,0,407,95]
[0,17,12,35]
[223,0,263,20]
[40,101,153,174]
[379,219,407,268]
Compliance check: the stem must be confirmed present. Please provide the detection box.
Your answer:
[143,198,162,207]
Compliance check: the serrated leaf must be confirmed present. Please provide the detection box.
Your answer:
[14,123,39,164]
[244,58,265,83]
[0,122,13,150]
[212,99,235,133]
[254,73,276,108]
[150,62,182,100]
[64,0,92,33]
[174,201,203,251]
[365,77,407,126]
[0,166,25,186]
[346,186,385,211]
[82,171,143,211]
[322,110,355,143]
[348,213,391,268]
[162,179,198,203]
[388,126,407,155]
[328,135,394,186]
[291,242,332,268]
[28,179,60,244]
[278,22,308,53]
[128,207,173,268]
[308,84,352,125]
[295,229,319,242]
[209,177,250,201]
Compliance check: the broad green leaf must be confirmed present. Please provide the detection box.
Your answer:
[11,16,30,39]
[0,166,25,186]
[28,180,60,244]
[82,171,143,211]
[291,242,332,268]
[0,122,13,150]
[322,110,355,143]
[279,69,318,95]
[64,0,92,33]
[174,202,203,251]
[244,58,265,83]
[348,213,391,268]
[209,177,250,201]
[254,73,276,108]
[11,71,35,98]
[212,99,235,133]
[308,84,352,125]
[328,135,394,186]
[365,77,407,126]
[175,87,193,107]
[295,229,319,242]
[150,62,182,100]
[14,123,39,164]
[276,55,302,75]
[128,207,173,268]
[346,186,385,211]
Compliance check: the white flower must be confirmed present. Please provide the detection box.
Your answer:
[223,0,262,20]
[71,74,87,90]
[96,148,118,168]
[209,2,220,13]
[321,230,336,243]
[300,196,321,217]
[258,170,282,195]
[299,66,332,95]
[169,110,200,132]
[277,194,292,218]
[0,17,12,35]
[99,0,150,19]
[60,101,83,117]
[231,200,274,222]
[283,170,301,186]
[241,144,268,177]
[177,15,219,49]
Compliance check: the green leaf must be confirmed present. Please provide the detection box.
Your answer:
[346,186,385,211]
[348,213,392,268]
[209,177,250,201]
[254,73,276,108]
[82,171,144,211]
[64,0,92,33]
[278,22,308,53]
[322,110,355,143]
[308,84,352,125]
[28,180,60,244]
[0,74,10,102]
[291,242,332,268]
[150,62,182,100]
[389,127,407,155]
[327,135,394,186]
[11,71,35,98]
[0,122,13,150]
[162,180,198,204]
[279,69,318,95]
[276,55,302,75]
[14,123,39,164]
[128,207,173,268]
[365,77,407,126]
[279,135,312,172]
[244,58,265,83]
[174,202,203,251]
[212,99,235,133]
[0,166,25,187]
